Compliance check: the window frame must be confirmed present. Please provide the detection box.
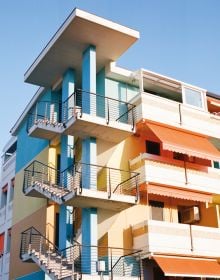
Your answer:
[182,85,206,111]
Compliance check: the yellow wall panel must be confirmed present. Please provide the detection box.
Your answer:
[13,147,48,226]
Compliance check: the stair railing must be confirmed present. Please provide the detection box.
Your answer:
[23,160,140,200]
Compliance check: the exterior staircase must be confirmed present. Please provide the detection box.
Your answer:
[20,227,81,280]
[20,227,142,280]
[23,160,140,210]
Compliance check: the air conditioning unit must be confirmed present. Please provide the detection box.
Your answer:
[180,206,200,224]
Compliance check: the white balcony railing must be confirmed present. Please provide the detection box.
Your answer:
[132,220,220,257]
[130,153,220,195]
[134,92,220,139]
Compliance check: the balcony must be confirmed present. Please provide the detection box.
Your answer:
[132,220,220,258]
[63,90,136,143]
[27,90,136,143]
[23,160,139,211]
[130,153,220,195]
[134,92,220,139]
[26,101,64,140]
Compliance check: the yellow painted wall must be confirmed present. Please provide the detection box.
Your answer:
[46,146,60,243]
[97,135,145,170]
[98,205,148,249]
[12,147,48,226]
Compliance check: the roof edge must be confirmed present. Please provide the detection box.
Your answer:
[10,87,45,135]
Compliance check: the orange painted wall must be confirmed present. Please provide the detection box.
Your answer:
[9,206,47,280]
[198,204,219,228]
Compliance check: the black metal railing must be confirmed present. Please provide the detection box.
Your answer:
[23,160,140,201]
[20,227,81,279]
[62,89,137,129]
[26,101,63,133]
[26,90,137,134]
[20,227,142,278]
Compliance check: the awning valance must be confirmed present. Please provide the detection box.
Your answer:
[147,184,212,203]
[153,255,220,278]
[147,123,220,161]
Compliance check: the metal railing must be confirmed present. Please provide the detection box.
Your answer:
[23,160,140,201]
[20,227,142,279]
[62,89,137,129]
[26,90,137,134]
[20,227,81,279]
[26,101,63,133]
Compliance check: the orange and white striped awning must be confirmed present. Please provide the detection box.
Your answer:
[137,121,220,161]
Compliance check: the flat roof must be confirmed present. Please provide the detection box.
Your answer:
[24,8,139,88]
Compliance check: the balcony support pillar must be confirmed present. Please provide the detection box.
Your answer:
[81,45,98,275]
[59,69,75,251]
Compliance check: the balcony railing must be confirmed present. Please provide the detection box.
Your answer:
[63,89,136,128]
[132,220,220,257]
[27,89,136,141]
[130,153,220,195]
[27,101,63,133]
[21,227,142,279]
[136,92,220,138]
[23,160,139,201]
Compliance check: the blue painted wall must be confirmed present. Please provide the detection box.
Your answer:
[16,270,45,280]
[15,90,53,173]
[96,68,105,118]
[105,78,139,101]
[81,45,98,275]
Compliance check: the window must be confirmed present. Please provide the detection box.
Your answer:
[149,200,164,221]
[146,141,160,155]
[6,229,11,252]
[0,233,4,254]
[213,161,220,169]
[183,87,204,109]
[1,185,8,208]
[173,152,185,161]
[9,179,15,202]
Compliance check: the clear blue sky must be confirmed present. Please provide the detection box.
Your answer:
[1,0,220,153]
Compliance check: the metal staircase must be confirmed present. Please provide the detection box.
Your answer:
[20,227,142,280]
[23,160,140,210]
[20,227,81,280]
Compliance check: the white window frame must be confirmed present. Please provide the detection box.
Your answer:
[182,84,207,111]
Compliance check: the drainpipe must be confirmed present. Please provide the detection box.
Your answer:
[189,224,194,252]
[183,155,188,185]
[178,103,182,125]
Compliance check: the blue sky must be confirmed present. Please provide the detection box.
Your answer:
[1,0,220,153]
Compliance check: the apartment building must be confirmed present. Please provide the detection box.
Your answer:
[0,137,16,280]
[4,8,220,280]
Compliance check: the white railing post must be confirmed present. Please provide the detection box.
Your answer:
[60,252,63,279]
[39,236,43,258]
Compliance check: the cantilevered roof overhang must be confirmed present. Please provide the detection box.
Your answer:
[24,8,140,88]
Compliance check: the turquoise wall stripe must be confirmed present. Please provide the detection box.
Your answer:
[105,78,139,101]
[96,68,105,118]
[81,45,98,274]
[15,90,52,173]
[16,270,45,280]
[81,208,98,274]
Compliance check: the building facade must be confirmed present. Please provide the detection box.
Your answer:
[0,137,16,280]
[2,8,220,280]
